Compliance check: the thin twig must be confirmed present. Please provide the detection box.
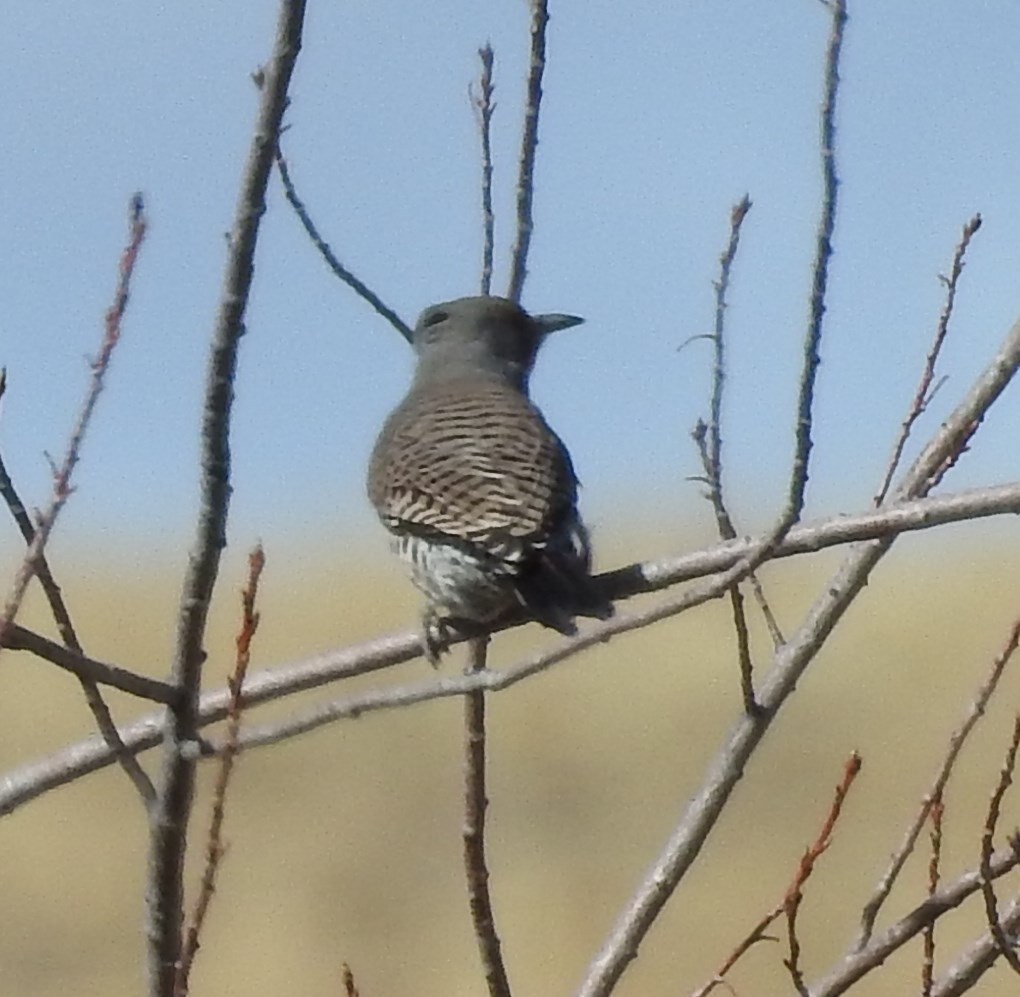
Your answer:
[472,44,497,297]
[783,752,861,995]
[922,795,944,997]
[693,195,766,714]
[779,0,846,532]
[506,0,550,303]
[690,753,861,997]
[463,636,511,997]
[690,906,783,997]
[749,572,785,648]
[978,712,1020,976]
[145,5,306,995]
[2,622,179,704]
[856,611,1020,948]
[807,843,1020,996]
[681,0,846,748]
[693,422,757,711]
[274,149,413,342]
[341,963,360,997]
[705,196,752,506]
[176,545,265,996]
[5,480,1020,818]
[0,194,147,653]
[0,441,158,803]
[875,214,982,505]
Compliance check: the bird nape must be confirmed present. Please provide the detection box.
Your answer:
[367,295,612,664]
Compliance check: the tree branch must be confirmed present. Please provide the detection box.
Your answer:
[145,4,307,994]
[275,148,413,342]
[462,637,512,997]
[856,611,1020,948]
[875,213,982,505]
[472,44,497,297]
[0,195,147,650]
[3,480,1020,818]
[506,0,550,303]
[175,545,264,996]
[807,845,1020,996]
[2,623,179,704]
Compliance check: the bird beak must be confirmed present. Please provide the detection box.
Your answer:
[533,313,585,336]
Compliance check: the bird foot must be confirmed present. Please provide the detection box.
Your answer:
[422,615,489,666]
[422,621,447,667]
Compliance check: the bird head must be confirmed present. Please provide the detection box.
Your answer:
[411,295,584,391]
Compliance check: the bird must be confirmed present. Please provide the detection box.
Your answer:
[367,295,613,663]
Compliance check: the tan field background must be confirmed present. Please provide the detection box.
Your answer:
[3,522,1020,996]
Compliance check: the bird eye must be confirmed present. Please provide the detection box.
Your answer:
[423,309,449,328]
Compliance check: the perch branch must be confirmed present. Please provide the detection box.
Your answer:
[4,479,1020,817]
[462,636,512,997]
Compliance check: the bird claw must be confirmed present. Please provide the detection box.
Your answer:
[422,617,451,667]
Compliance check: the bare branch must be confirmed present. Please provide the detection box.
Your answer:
[579,118,1020,997]
[780,0,846,531]
[0,194,147,651]
[275,148,413,342]
[784,753,862,994]
[462,637,512,997]
[857,611,1020,947]
[703,195,753,518]
[472,44,497,296]
[808,844,1020,996]
[579,535,888,997]
[691,753,861,997]
[145,4,307,994]
[2,623,179,704]
[3,480,1020,817]
[895,319,1020,500]
[601,481,1020,600]
[929,889,1020,995]
[506,0,550,303]
[176,545,265,996]
[978,712,1020,975]
[693,195,763,712]
[0,422,157,802]
[922,796,945,996]
[875,214,982,505]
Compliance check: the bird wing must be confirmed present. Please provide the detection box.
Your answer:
[368,379,578,557]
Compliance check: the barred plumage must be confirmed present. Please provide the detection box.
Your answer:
[367,295,612,662]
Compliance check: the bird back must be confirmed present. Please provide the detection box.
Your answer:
[368,376,578,560]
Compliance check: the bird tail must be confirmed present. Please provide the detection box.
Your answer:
[514,522,614,635]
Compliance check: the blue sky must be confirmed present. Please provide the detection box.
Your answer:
[1,1,1018,566]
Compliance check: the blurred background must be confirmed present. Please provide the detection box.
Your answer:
[2,1,1020,994]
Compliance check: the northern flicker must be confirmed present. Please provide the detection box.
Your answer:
[367,295,612,663]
